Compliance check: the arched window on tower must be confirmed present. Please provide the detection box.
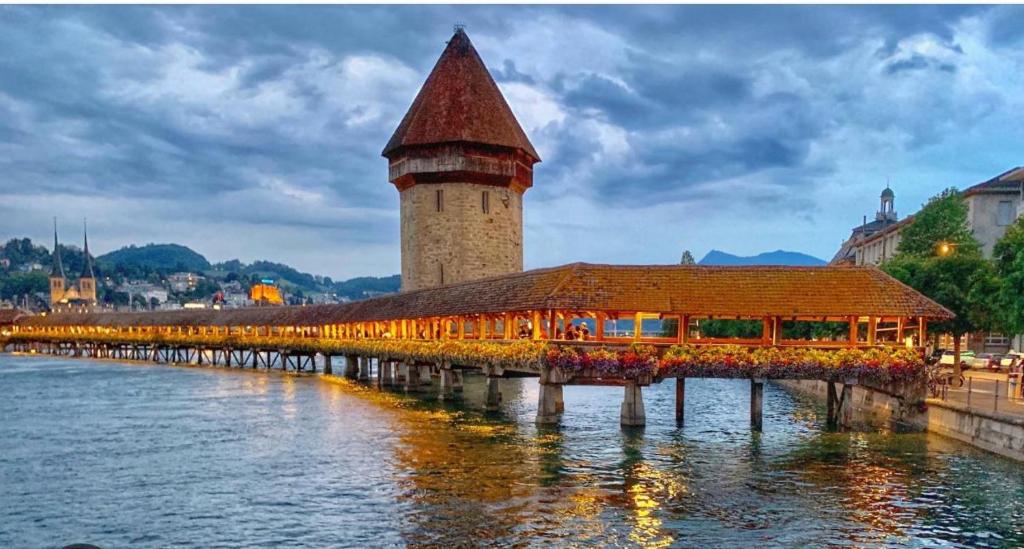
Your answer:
[436,189,444,212]
[482,191,490,214]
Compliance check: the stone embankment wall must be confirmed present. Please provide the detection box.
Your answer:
[919,400,1024,462]
[777,379,924,430]
[778,380,1024,462]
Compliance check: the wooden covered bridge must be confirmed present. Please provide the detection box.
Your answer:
[4,263,952,428]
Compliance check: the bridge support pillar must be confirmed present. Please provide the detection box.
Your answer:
[395,362,407,384]
[403,364,419,391]
[675,378,685,425]
[420,364,433,386]
[405,364,421,393]
[841,381,856,428]
[536,383,563,425]
[826,382,838,430]
[323,355,332,375]
[485,377,502,412]
[358,357,370,381]
[751,378,765,432]
[621,381,646,427]
[439,368,456,400]
[344,355,359,379]
[381,360,394,387]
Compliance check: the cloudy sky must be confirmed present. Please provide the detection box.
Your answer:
[2,5,1022,279]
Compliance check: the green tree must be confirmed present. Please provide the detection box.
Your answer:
[699,319,762,338]
[896,188,981,258]
[680,250,696,265]
[0,272,49,301]
[884,188,994,377]
[993,216,1024,337]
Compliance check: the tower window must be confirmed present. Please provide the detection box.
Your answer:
[438,262,445,285]
[997,200,1014,226]
[482,191,490,214]
[436,189,444,212]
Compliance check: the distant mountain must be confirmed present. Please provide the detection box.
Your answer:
[698,249,826,267]
[334,275,401,300]
[98,244,211,271]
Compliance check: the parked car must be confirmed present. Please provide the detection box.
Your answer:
[939,350,976,367]
[928,348,946,365]
[971,353,1000,371]
[1001,352,1024,372]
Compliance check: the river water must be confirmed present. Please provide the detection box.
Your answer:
[1,354,1023,548]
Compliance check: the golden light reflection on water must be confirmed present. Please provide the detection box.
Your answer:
[317,374,658,546]
[280,375,297,421]
[781,430,922,545]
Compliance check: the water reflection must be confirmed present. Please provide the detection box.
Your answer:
[2,356,1024,547]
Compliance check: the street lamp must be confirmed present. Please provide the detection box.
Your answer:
[937,241,956,257]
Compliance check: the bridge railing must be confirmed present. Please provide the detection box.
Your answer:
[4,330,925,385]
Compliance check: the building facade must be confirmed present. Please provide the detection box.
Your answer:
[383,28,540,292]
[834,168,1023,267]
[832,187,902,265]
[49,220,97,312]
[833,167,1024,352]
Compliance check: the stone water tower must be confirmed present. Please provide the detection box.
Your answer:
[383,28,540,292]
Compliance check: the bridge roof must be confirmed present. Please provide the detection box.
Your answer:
[0,308,30,325]
[17,263,953,329]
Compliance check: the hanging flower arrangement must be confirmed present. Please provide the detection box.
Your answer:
[9,332,922,384]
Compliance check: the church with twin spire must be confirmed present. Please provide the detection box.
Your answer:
[49,220,98,312]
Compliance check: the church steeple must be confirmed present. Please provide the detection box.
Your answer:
[78,219,97,305]
[81,219,95,280]
[49,218,66,307]
[50,217,65,279]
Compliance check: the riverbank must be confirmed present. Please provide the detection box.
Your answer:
[922,399,1024,462]
[777,379,1024,462]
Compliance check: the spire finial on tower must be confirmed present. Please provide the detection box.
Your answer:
[50,217,65,279]
[81,218,95,279]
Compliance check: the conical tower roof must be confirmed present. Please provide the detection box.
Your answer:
[382,29,540,162]
[81,220,95,279]
[50,218,65,279]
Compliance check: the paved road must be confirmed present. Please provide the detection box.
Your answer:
[933,370,1024,417]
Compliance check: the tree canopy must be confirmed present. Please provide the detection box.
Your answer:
[993,215,1024,336]
[896,188,981,258]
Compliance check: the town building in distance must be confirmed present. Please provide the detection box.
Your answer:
[834,167,1023,266]
[48,220,97,313]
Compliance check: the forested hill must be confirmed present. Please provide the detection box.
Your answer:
[98,244,211,271]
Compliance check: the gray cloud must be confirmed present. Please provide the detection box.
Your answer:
[0,5,1021,278]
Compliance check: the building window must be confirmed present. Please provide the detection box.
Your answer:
[985,332,1009,347]
[482,191,490,214]
[435,189,444,213]
[438,262,445,285]
[997,200,1014,226]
